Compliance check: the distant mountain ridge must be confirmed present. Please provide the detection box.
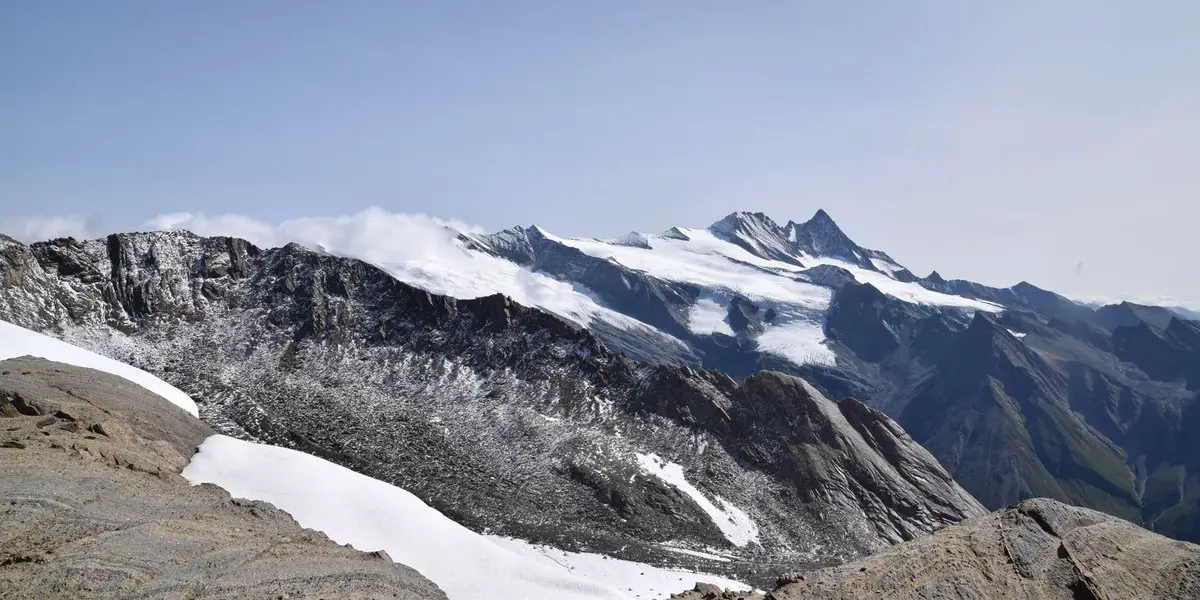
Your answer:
[460,209,1200,543]
[2,208,1198,555]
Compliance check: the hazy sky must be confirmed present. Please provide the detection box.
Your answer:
[2,2,1198,306]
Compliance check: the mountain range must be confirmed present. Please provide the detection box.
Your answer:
[444,209,1200,542]
[1,208,1199,589]
[0,229,984,587]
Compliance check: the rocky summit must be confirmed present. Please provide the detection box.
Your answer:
[671,498,1200,600]
[0,356,446,600]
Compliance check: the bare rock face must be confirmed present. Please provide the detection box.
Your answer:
[764,498,1200,600]
[669,581,765,600]
[0,357,446,600]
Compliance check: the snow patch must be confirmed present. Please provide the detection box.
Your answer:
[755,318,838,367]
[868,257,905,277]
[0,319,199,417]
[687,297,735,337]
[184,435,746,600]
[801,256,1002,312]
[658,544,735,563]
[488,537,748,597]
[635,453,760,547]
[1006,329,1028,339]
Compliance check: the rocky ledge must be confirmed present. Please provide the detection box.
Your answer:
[0,356,446,600]
[671,497,1200,600]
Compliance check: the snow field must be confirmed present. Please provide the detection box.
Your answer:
[184,435,749,600]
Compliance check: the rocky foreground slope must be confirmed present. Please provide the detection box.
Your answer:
[0,356,445,600]
[672,498,1200,600]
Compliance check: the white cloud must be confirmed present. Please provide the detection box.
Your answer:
[1069,293,1200,313]
[145,207,474,266]
[0,215,100,242]
[144,208,486,254]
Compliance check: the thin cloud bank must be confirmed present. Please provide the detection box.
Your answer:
[0,215,100,242]
[145,208,473,265]
[1071,293,1200,315]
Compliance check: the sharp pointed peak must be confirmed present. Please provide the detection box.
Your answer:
[613,231,651,249]
[660,226,691,240]
[794,208,851,237]
[810,208,835,223]
[798,208,841,228]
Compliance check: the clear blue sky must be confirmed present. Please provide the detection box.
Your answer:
[2,2,1198,304]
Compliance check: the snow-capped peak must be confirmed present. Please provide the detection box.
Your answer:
[660,226,691,241]
[613,231,652,249]
[709,211,781,235]
[786,209,862,263]
[708,211,802,266]
[801,208,839,231]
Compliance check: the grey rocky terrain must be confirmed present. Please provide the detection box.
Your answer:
[0,356,446,600]
[671,498,1200,600]
[0,231,984,585]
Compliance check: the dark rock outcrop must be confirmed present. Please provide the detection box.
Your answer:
[767,498,1200,600]
[673,498,1200,600]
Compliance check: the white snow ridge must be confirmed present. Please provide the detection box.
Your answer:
[635,453,760,547]
[0,319,199,417]
[184,435,749,600]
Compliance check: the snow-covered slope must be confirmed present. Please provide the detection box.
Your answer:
[184,435,748,600]
[0,319,198,417]
[516,216,998,369]
[537,224,996,313]
[536,226,829,307]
